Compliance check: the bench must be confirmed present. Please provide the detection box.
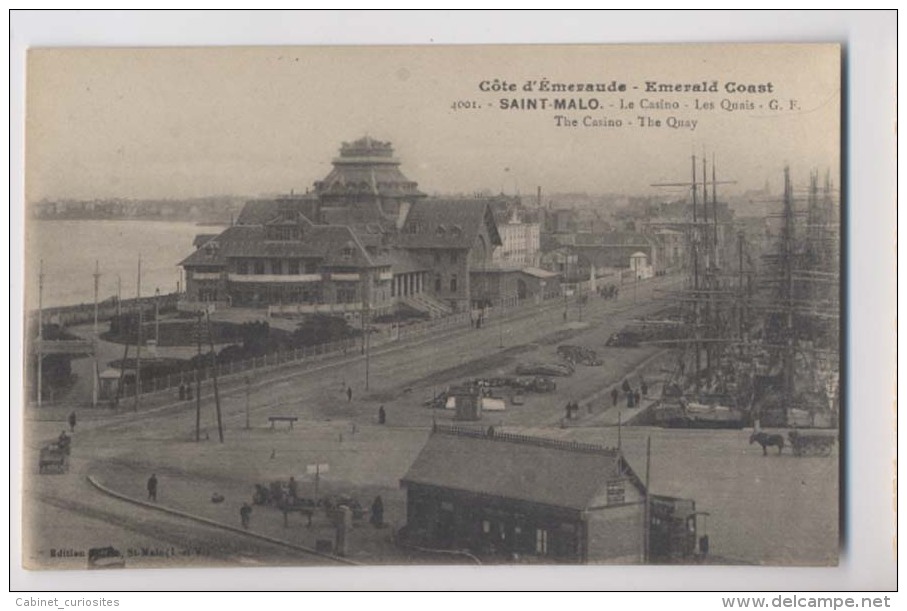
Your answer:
[269,416,299,429]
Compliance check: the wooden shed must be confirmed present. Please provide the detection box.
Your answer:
[399,424,650,564]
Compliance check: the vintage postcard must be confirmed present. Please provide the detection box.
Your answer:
[21,43,842,574]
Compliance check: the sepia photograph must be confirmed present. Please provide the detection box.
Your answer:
[9,12,897,594]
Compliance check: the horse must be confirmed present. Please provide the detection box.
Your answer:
[750,431,785,456]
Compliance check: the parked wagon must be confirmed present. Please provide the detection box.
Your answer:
[38,444,68,474]
[556,345,602,366]
[787,430,837,456]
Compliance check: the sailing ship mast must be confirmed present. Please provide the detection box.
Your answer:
[651,153,736,396]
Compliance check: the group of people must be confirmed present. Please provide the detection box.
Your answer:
[141,470,389,536]
[598,285,620,300]
[177,384,194,401]
[610,379,649,409]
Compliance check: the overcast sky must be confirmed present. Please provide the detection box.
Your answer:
[26,44,840,203]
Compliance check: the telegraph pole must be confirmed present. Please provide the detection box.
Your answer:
[93,261,101,336]
[37,259,44,407]
[92,260,101,407]
[195,311,202,442]
[206,310,224,443]
[134,256,142,411]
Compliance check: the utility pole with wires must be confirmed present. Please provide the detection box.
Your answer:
[205,309,224,443]
[134,256,142,411]
[37,259,44,407]
[195,311,203,442]
[92,260,101,407]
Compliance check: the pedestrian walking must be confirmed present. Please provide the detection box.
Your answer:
[346,386,353,403]
[626,392,634,408]
[621,379,631,393]
[147,474,158,501]
[288,476,298,500]
[641,381,649,396]
[378,405,386,425]
[370,495,384,527]
[68,411,77,433]
[240,503,252,529]
[611,388,619,408]
[635,390,642,406]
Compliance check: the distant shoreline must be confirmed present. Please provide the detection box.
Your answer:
[30,217,231,226]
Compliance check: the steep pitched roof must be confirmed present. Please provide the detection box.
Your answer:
[193,233,220,249]
[398,199,502,249]
[236,200,283,225]
[180,223,375,268]
[401,426,642,511]
[236,195,319,226]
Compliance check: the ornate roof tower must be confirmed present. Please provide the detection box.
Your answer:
[314,137,425,225]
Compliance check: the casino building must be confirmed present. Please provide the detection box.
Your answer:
[180,137,509,318]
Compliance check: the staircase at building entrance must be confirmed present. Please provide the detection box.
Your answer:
[401,294,454,318]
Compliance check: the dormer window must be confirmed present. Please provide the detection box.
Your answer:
[341,244,355,260]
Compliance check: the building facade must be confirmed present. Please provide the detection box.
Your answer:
[492,209,541,267]
[180,138,504,317]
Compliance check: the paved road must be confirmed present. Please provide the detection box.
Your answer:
[23,274,687,568]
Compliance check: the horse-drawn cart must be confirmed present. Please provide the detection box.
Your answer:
[787,430,837,456]
[38,444,68,473]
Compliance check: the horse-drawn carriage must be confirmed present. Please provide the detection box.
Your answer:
[38,443,68,474]
[252,481,364,527]
[787,430,837,456]
[749,430,837,457]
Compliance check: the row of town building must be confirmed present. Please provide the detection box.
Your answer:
[179,137,731,320]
